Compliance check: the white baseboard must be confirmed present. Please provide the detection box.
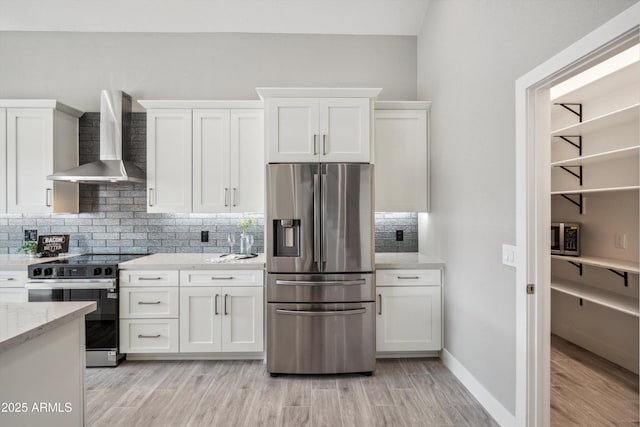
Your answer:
[441,349,515,427]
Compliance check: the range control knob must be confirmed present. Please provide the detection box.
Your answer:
[44,268,53,277]
[32,268,42,276]
[104,267,114,276]
[93,267,102,276]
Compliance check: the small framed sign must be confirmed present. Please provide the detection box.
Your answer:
[37,235,70,257]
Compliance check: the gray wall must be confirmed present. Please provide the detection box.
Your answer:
[0,32,417,111]
[0,113,417,255]
[417,0,638,415]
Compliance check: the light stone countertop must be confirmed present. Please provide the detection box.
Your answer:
[0,302,96,354]
[0,253,83,270]
[119,253,267,270]
[375,252,445,269]
[118,252,444,270]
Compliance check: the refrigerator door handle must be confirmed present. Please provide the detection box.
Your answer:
[321,172,327,265]
[275,308,366,316]
[313,173,321,269]
[275,279,367,286]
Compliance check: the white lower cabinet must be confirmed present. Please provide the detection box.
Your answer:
[119,269,180,353]
[179,269,264,353]
[376,269,442,353]
[120,268,264,356]
[0,270,28,303]
[120,319,180,353]
[180,286,263,353]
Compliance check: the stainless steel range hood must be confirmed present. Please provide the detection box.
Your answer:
[48,90,145,184]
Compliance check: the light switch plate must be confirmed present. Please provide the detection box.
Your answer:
[502,244,517,267]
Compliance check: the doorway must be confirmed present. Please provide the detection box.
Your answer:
[515,4,640,426]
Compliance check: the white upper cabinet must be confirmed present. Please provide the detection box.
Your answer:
[146,109,193,213]
[230,110,264,213]
[140,101,264,214]
[258,88,381,163]
[0,101,82,214]
[193,108,264,213]
[193,110,230,212]
[374,102,431,212]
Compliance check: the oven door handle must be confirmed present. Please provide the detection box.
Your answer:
[275,279,366,286]
[25,279,116,290]
[275,308,366,316]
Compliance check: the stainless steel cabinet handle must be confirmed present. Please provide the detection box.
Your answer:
[232,188,237,207]
[137,301,161,305]
[276,308,366,316]
[138,277,162,281]
[45,188,52,207]
[0,278,15,281]
[397,276,420,280]
[224,294,229,315]
[211,276,234,280]
[313,134,318,155]
[138,334,161,339]
[215,294,219,315]
[148,188,153,207]
[275,279,366,286]
[224,188,229,207]
[322,134,327,155]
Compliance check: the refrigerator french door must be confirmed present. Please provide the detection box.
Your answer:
[266,163,375,375]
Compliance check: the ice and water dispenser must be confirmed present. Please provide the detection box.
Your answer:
[273,219,301,257]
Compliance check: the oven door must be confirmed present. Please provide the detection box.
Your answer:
[27,279,118,352]
[267,302,375,374]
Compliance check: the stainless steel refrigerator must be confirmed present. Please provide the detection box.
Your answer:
[266,163,375,375]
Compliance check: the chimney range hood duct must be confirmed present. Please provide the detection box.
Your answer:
[48,90,146,184]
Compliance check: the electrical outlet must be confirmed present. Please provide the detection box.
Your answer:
[24,230,38,242]
[614,233,627,249]
[395,230,404,241]
[201,231,209,243]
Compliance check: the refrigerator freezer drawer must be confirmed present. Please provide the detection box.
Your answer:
[267,273,375,303]
[267,302,375,374]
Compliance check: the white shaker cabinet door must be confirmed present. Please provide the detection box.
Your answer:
[193,110,230,213]
[221,287,264,352]
[376,286,441,352]
[0,109,5,213]
[230,109,264,213]
[179,286,223,352]
[6,108,54,213]
[375,109,428,212]
[147,109,192,213]
[266,98,319,163]
[319,98,371,163]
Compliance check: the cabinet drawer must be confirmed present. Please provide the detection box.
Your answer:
[376,269,441,286]
[0,288,28,302]
[0,271,27,288]
[120,270,179,287]
[180,269,263,287]
[120,287,179,318]
[120,319,179,353]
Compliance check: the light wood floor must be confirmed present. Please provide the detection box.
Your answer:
[86,358,498,427]
[551,335,639,426]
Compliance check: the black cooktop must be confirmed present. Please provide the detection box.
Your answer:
[37,254,144,265]
[28,254,147,279]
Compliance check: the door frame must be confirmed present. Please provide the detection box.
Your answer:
[515,4,640,426]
